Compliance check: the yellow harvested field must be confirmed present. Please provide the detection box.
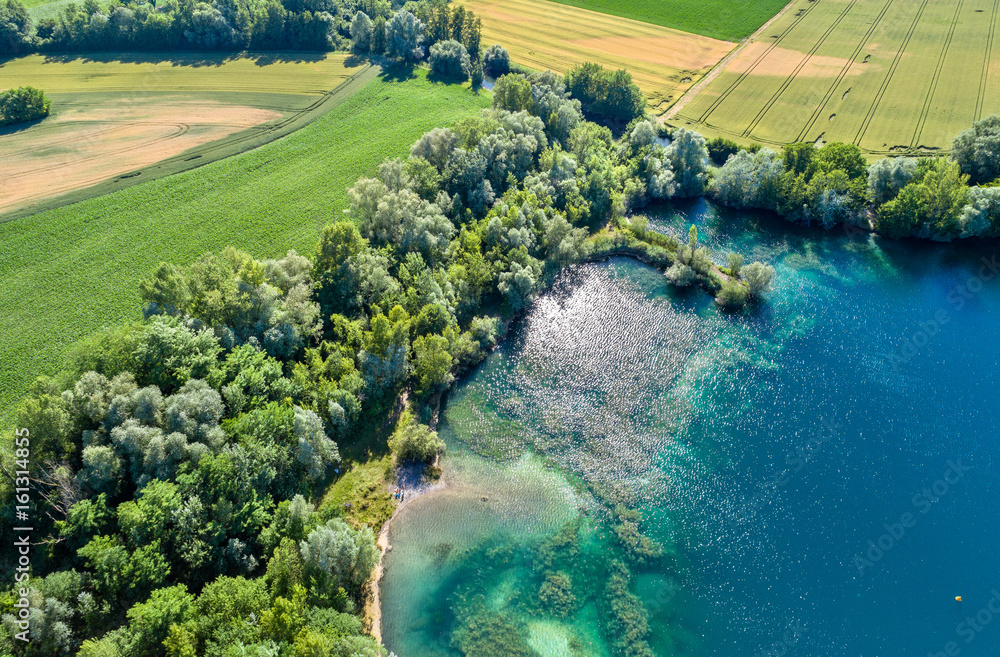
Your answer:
[460,0,736,113]
[0,53,358,95]
[0,100,280,214]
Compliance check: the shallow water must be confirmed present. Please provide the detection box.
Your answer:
[382,199,1000,657]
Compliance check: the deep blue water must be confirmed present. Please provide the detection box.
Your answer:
[382,199,1000,657]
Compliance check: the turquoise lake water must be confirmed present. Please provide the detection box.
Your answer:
[381,199,1000,657]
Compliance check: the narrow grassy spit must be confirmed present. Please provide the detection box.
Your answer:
[672,0,1000,154]
[0,53,368,215]
[0,69,490,427]
[543,0,789,41]
[459,0,735,114]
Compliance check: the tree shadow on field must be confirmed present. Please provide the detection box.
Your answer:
[342,52,368,68]
[426,70,467,87]
[0,116,46,135]
[37,50,329,68]
[379,61,417,82]
[246,51,329,66]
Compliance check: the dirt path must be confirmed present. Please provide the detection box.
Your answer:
[663,0,801,120]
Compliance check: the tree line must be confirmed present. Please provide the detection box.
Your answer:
[708,115,1000,240]
[0,0,483,55]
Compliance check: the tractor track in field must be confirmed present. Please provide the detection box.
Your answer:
[795,0,894,143]
[975,0,1000,120]
[742,0,861,138]
[664,0,815,123]
[853,0,930,146]
[910,0,965,147]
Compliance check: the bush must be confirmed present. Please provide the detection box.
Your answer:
[388,412,444,464]
[470,62,484,90]
[743,262,775,296]
[482,43,510,78]
[565,62,644,123]
[706,137,741,166]
[716,279,748,308]
[429,39,471,80]
[0,86,51,126]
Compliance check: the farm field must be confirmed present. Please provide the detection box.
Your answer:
[671,0,1000,155]
[543,0,790,41]
[0,69,491,428]
[460,0,736,114]
[0,53,368,216]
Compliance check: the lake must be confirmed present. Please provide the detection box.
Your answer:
[381,198,1000,657]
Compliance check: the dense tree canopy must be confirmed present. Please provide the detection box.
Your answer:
[951,114,1000,185]
[565,62,645,124]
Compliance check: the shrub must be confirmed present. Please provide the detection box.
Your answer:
[716,279,748,308]
[470,62,484,90]
[743,262,775,296]
[482,43,510,78]
[706,137,741,166]
[429,39,471,80]
[388,412,444,464]
[664,262,695,287]
[565,62,644,123]
[0,86,51,126]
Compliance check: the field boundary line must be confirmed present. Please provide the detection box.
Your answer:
[911,0,965,147]
[854,0,930,146]
[742,0,860,138]
[975,0,1000,120]
[663,0,811,122]
[795,0,895,143]
[0,60,378,224]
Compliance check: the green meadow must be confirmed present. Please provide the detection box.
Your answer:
[544,0,789,41]
[0,68,490,427]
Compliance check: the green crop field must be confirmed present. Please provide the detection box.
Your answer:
[671,0,1000,155]
[543,0,790,41]
[0,69,490,427]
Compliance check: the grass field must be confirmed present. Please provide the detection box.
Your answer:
[0,68,490,428]
[543,0,790,42]
[0,53,368,215]
[460,0,735,114]
[671,0,1000,155]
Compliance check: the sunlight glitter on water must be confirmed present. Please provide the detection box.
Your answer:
[383,199,1000,657]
